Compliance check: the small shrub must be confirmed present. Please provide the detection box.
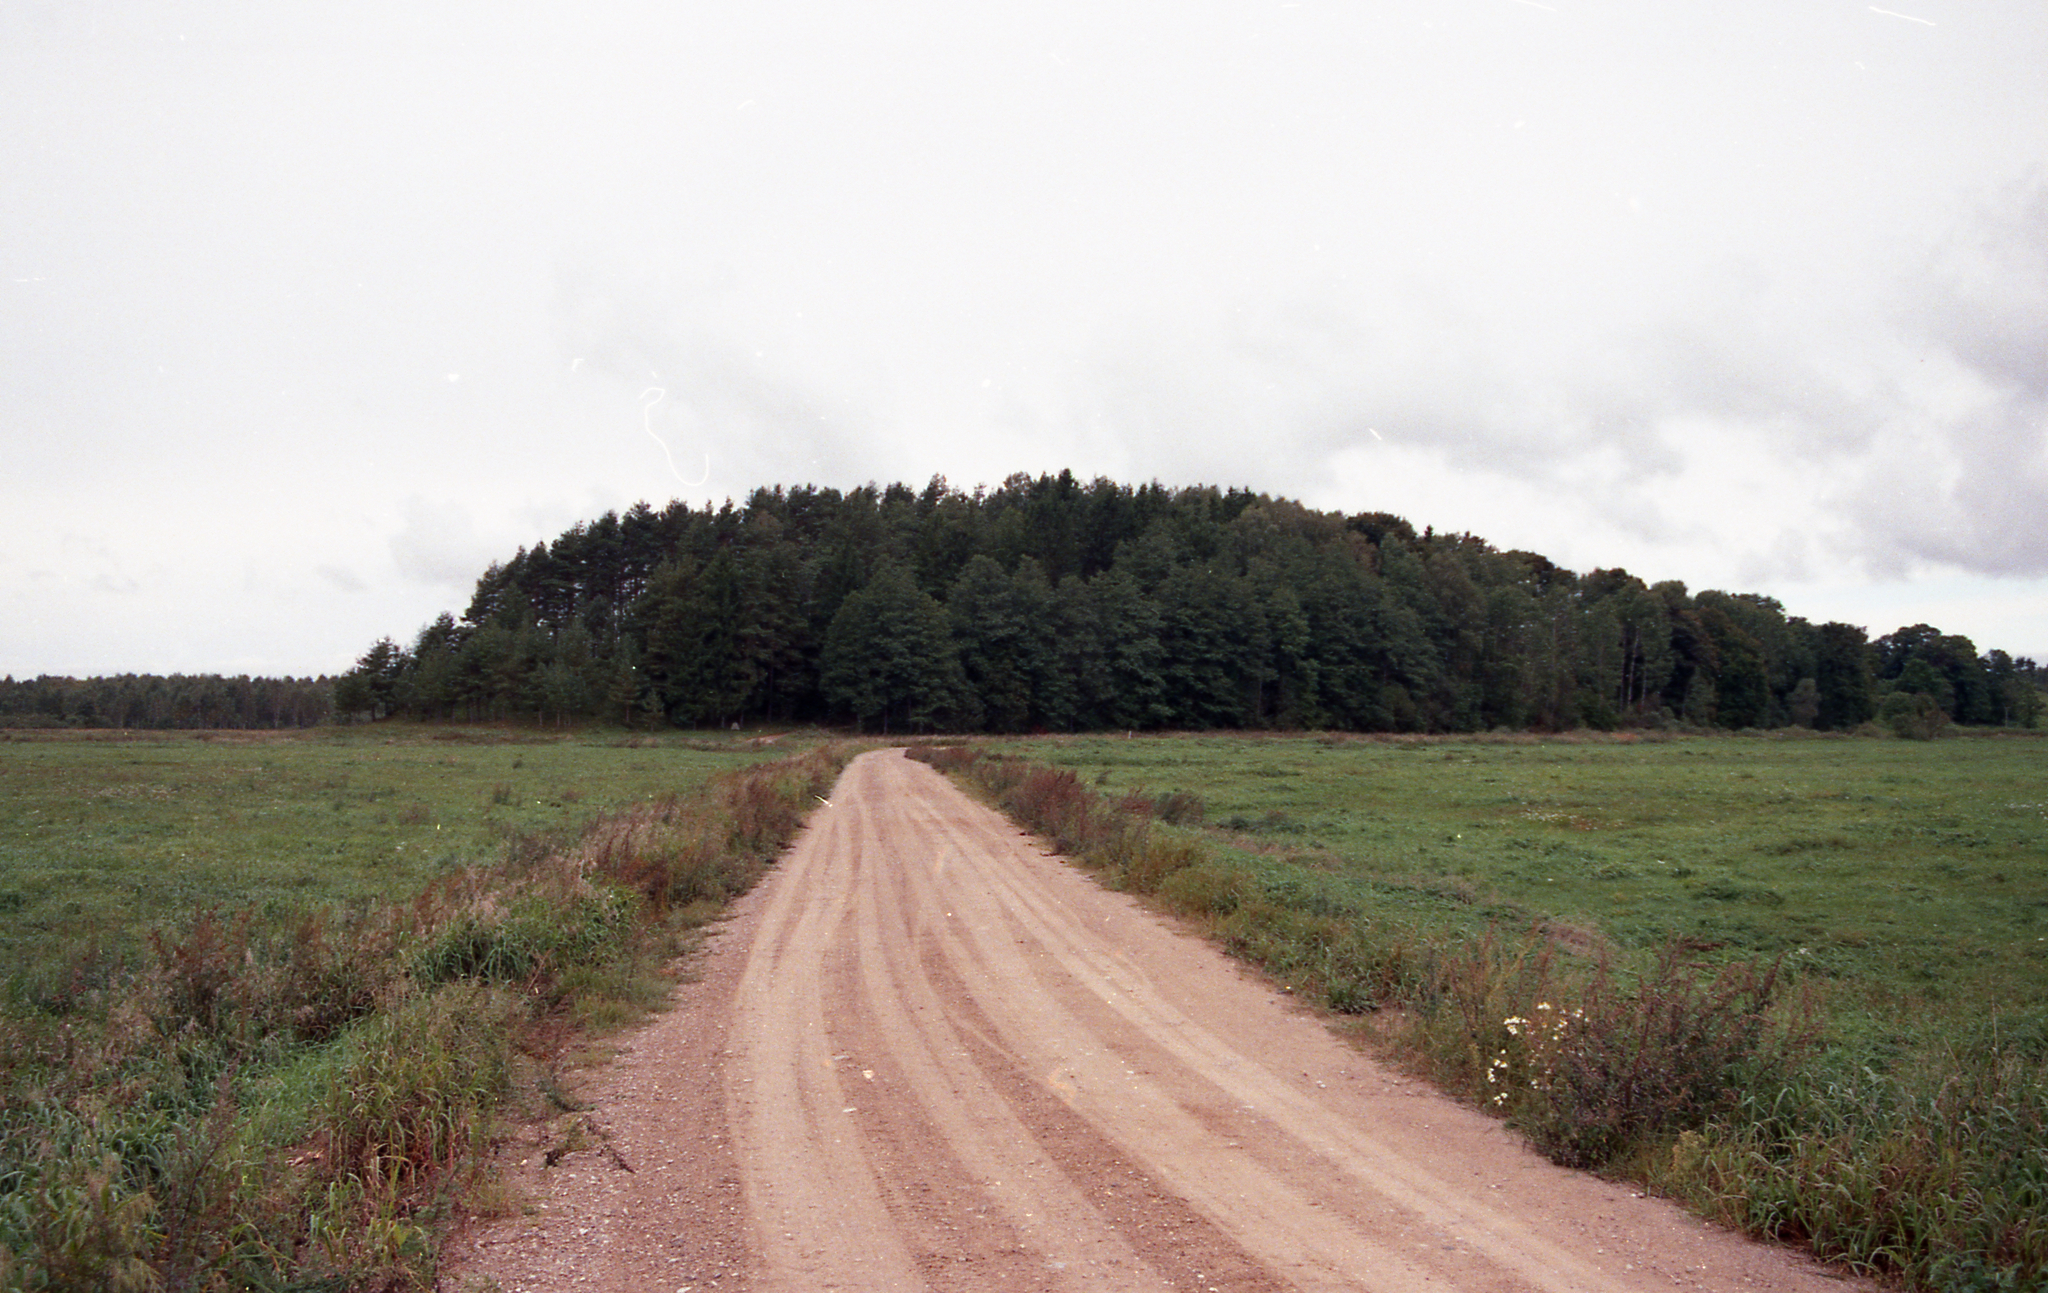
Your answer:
[1006,768,1096,854]
[1158,861,1245,917]
[148,908,264,1039]
[724,772,800,859]
[1153,790,1205,826]
[271,907,403,1043]
[1468,946,1810,1170]
[9,1150,159,1293]
[1123,835,1202,894]
[1880,692,1950,741]
[1664,1037,2048,1288]
[411,886,634,992]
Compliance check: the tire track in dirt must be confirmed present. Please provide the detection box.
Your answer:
[447,749,1873,1293]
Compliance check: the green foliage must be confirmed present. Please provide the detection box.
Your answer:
[1880,690,1951,740]
[1815,622,1878,730]
[336,474,2045,736]
[0,673,334,730]
[948,555,1058,732]
[822,564,971,732]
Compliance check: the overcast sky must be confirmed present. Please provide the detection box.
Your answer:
[5,0,2046,677]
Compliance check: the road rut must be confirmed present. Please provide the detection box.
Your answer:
[447,749,1867,1292]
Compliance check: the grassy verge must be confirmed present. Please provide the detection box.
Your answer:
[0,730,849,1291]
[0,725,812,972]
[912,735,2048,1291]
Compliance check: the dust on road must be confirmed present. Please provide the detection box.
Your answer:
[447,749,1865,1292]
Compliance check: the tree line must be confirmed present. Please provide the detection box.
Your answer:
[0,673,335,730]
[336,473,2045,734]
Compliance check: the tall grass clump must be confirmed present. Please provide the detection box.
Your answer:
[1661,1026,2048,1288]
[0,741,851,1292]
[917,742,2046,1290]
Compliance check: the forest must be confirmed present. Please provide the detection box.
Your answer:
[322,473,2044,736]
[0,672,333,730]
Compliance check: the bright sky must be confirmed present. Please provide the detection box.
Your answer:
[4,1,2045,676]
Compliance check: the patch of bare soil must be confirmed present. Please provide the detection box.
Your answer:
[443,749,1870,1292]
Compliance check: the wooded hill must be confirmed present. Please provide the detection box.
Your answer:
[337,473,2043,735]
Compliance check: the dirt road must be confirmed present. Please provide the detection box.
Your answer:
[449,749,1864,1292]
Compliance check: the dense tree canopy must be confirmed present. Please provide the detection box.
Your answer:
[335,473,2046,734]
[0,674,333,729]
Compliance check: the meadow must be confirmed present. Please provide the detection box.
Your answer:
[1003,730,2048,1013]
[928,729,2048,1291]
[6,725,2043,1290]
[0,726,846,1292]
[0,727,787,976]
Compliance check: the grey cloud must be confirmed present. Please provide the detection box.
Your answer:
[1065,239,2035,588]
[50,535,144,597]
[1075,283,1704,505]
[1914,178,2048,394]
[390,498,501,589]
[1852,389,2048,575]
[550,268,874,495]
[1642,327,1881,456]
[1853,177,2048,576]
[317,565,368,594]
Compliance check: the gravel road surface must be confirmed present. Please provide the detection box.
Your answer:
[446,749,1865,1293]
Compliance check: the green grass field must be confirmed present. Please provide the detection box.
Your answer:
[0,725,845,1291]
[1000,730,2048,1019]
[4,724,2043,1289]
[0,726,796,975]
[17,726,2037,1019]
[946,730,2048,1288]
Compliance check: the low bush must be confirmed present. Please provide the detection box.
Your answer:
[576,742,844,913]
[412,886,635,990]
[1879,691,1950,741]
[1410,939,1812,1170]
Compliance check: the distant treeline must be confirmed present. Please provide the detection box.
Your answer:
[337,473,2045,735]
[0,673,335,730]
